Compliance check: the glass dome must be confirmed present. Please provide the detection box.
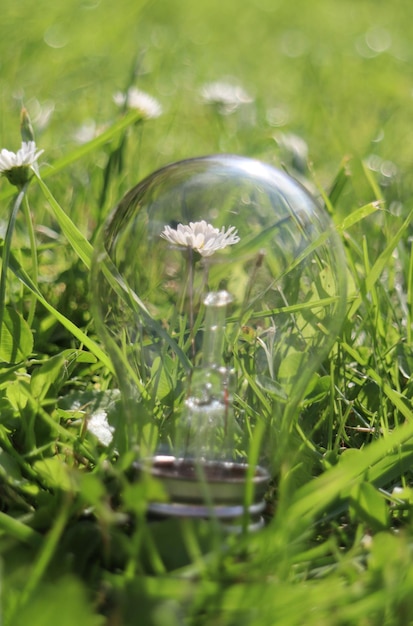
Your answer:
[91,154,347,463]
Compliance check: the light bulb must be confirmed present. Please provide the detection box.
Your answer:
[91,155,347,529]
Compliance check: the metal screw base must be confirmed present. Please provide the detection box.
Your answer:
[134,455,270,532]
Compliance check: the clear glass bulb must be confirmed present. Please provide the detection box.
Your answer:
[90,155,347,523]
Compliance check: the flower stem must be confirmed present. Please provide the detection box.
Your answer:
[23,192,38,326]
[0,183,28,344]
[188,247,195,359]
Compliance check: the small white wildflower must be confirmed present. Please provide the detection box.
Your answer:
[161,220,240,257]
[200,81,253,115]
[0,141,44,186]
[113,87,162,119]
[72,120,108,144]
[72,120,97,144]
[87,409,115,447]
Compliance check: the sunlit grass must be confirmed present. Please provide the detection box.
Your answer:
[2,0,413,624]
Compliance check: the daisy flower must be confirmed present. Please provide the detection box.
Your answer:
[161,220,240,257]
[113,87,163,119]
[200,81,253,115]
[0,141,44,186]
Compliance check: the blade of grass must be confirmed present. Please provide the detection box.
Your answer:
[348,207,413,319]
[341,340,412,424]
[17,497,71,611]
[0,183,28,346]
[336,200,382,232]
[3,245,113,372]
[280,418,413,530]
[33,173,93,269]
[0,511,42,548]
[41,109,144,178]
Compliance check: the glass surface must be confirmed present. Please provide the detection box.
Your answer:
[91,155,347,463]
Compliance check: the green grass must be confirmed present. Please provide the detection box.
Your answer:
[2,0,413,624]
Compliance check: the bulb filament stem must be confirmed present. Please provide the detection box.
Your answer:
[202,290,233,367]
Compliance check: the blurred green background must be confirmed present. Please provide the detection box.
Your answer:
[2,0,413,186]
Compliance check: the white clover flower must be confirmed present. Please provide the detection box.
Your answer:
[113,87,162,119]
[0,141,44,186]
[200,81,253,115]
[161,220,240,257]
